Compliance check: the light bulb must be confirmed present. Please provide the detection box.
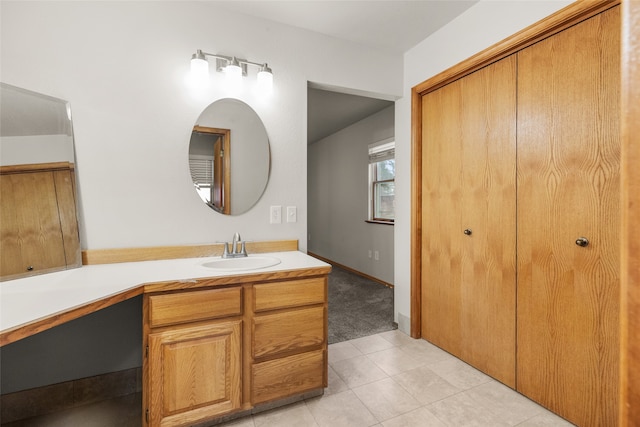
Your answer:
[225,58,243,90]
[257,64,273,95]
[190,51,209,86]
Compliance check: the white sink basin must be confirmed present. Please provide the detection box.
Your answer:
[201,255,281,271]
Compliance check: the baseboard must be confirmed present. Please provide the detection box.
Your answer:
[0,367,141,424]
[307,252,394,288]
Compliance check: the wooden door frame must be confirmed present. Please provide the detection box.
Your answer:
[620,1,639,425]
[193,126,231,215]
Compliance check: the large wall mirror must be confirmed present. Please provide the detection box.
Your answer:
[0,83,81,281]
[189,99,270,215]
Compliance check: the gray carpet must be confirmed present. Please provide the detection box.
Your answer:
[328,266,395,344]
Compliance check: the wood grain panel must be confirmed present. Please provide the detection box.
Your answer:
[253,278,325,312]
[458,57,517,387]
[516,8,620,426]
[53,169,80,269]
[141,266,331,294]
[252,350,324,404]
[148,287,242,328]
[421,81,464,357]
[82,240,299,265]
[621,1,640,425]
[148,320,241,426]
[0,162,73,174]
[253,306,324,359]
[1,171,66,279]
[421,57,517,387]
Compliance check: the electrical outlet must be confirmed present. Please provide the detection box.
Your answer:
[270,205,282,224]
[374,250,379,261]
[286,206,297,223]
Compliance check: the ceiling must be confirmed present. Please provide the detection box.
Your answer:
[213,1,479,143]
[214,1,478,54]
[307,88,393,143]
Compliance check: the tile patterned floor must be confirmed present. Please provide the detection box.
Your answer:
[221,331,575,427]
[4,331,575,426]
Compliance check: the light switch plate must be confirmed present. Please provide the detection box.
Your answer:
[286,206,297,223]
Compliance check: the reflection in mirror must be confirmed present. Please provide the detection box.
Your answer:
[189,99,270,215]
[190,126,231,214]
[0,83,74,165]
[0,83,81,281]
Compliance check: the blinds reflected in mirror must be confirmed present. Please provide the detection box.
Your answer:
[189,158,214,203]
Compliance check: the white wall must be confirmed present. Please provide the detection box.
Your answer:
[0,1,402,393]
[394,0,573,334]
[0,1,402,252]
[308,105,394,284]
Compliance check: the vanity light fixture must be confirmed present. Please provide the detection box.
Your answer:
[190,49,273,93]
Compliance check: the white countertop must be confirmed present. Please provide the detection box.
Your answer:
[0,251,329,336]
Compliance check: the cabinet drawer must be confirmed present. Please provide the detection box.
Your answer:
[253,278,325,312]
[148,287,241,328]
[253,306,324,359]
[252,349,325,404]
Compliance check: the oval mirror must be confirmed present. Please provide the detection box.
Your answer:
[189,99,270,215]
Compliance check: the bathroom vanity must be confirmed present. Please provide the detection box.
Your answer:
[0,247,331,427]
[0,84,329,426]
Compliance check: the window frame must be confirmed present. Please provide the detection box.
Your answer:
[368,138,395,224]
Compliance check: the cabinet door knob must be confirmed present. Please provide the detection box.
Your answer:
[26,266,34,271]
[463,229,472,236]
[575,237,589,247]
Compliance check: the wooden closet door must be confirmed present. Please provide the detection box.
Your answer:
[459,57,517,387]
[421,81,464,358]
[0,171,66,278]
[422,56,517,386]
[516,7,620,427]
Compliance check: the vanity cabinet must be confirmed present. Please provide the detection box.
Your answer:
[144,286,243,427]
[143,272,328,427]
[251,277,327,404]
[0,162,80,281]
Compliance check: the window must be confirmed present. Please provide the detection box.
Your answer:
[368,139,395,223]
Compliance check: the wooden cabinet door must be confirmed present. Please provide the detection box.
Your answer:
[421,56,517,386]
[148,320,241,427]
[516,7,620,427]
[0,171,66,278]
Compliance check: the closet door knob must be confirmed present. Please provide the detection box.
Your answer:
[463,229,472,236]
[26,265,34,271]
[575,237,589,247]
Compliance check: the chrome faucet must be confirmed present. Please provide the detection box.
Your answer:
[222,232,248,258]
